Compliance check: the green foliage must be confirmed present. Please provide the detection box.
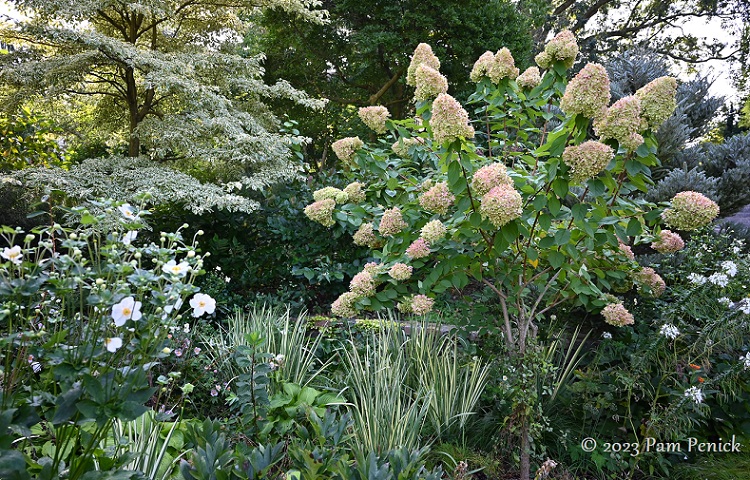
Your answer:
[0,107,66,172]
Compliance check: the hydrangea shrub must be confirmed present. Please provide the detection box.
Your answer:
[305,32,718,358]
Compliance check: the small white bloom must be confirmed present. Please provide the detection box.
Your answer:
[718,297,732,307]
[122,231,138,245]
[684,386,704,404]
[162,260,190,277]
[708,273,729,288]
[189,293,216,317]
[111,296,143,326]
[105,337,123,353]
[274,354,285,365]
[738,299,750,315]
[225,276,231,283]
[602,332,612,339]
[659,324,680,340]
[1,246,23,265]
[687,273,707,285]
[722,261,738,277]
[741,352,750,370]
[118,204,138,219]
[183,323,190,333]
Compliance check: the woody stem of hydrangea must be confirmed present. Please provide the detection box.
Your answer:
[528,269,562,320]
[481,278,514,348]
[609,170,628,207]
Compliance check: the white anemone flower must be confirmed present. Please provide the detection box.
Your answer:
[105,337,123,353]
[189,293,216,317]
[1,246,23,265]
[118,204,139,219]
[162,260,190,277]
[122,231,138,245]
[112,296,143,326]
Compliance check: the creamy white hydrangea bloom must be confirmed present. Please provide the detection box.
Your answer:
[687,273,707,285]
[659,323,680,340]
[190,293,216,317]
[721,261,738,277]
[708,273,729,287]
[684,386,704,404]
[741,352,750,370]
[718,297,732,307]
[738,299,750,315]
[1,246,23,265]
[112,297,143,326]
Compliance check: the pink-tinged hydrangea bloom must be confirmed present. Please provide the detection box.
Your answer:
[634,267,666,297]
[414,64,449,102]
[430,93,475,144]
[379,207,408,236]
[594,96,645,151]
[313,186,348,204]
[363,262,383,275]
[662,191,720,231]
[350,270,377,297]
[471,163,513,196]
[389,263,413,281]
[516,67,541,89]
[411,294,435,315]
[489,48,519,83]
[562,140,614,182]
[536,30,579,69]
[304,198,336,227]
[358,105,390,134]
[560,63,610,120]
[651,229,685,254]
[112,296,143,326]
[406,238,431,259]
[407,43,441,87]
[602,303,634,327]
[392,137,424,158]
[353,222,378,247]
[420,220,447,244]
[343,182,366,203]
[480,185,523,227]
[618,241,635,261]
[470,51,495,83]
[635,76,678,129]
[332,291,359,317]
[331,137,364,163]
[419,182,455,215]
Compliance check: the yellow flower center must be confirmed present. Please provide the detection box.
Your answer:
[171,266,181,273]
[198,301,206,308]
[122,307,132,316]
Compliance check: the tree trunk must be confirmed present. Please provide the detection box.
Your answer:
[125,66,140,157]
[520,417,531,480]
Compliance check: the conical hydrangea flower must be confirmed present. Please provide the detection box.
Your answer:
[406,238,431,259]
[358,106,390,134]
[414,65,449,102]
[392,137,424,158]
[470,51,495,83]
[332,137,364,163]
[353,222,378,247]
[471,163,513,196]
[313,186,348,204]
[516,67,541,89]
[535,30,579,69]
[479,184,523,227]
[388,263,413,281]
[662,191,720,231]
[398,294,435,315]
[304,198,336,227]
[420,220,447,244]
[332,292,359,317]
[594,96,645,151]
[618,241,635,261]
[635,76,678,129]
[488,48,519,83]
[634,267,666,297]
[560,63,610,120]
[407,43,441,87]
[350,270,377,297]
[651,229,684,254]
[419,182,455,215]
[379,207,408,236]
[602,302,634,327]
[562,140,614,182]
[343,182,366,203]
[431,93,474,144]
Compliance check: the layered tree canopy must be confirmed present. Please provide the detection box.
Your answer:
[0,0,327,197]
